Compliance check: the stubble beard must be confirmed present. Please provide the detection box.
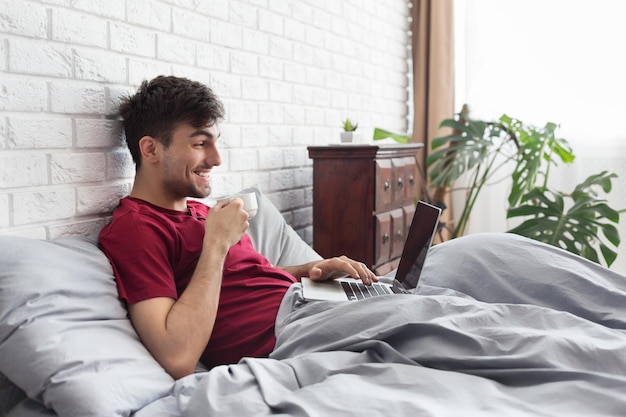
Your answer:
[161,157,212,200]
[162,175,212,200]
[163,165,211,199]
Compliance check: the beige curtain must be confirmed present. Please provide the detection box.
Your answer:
[410,0,455,240]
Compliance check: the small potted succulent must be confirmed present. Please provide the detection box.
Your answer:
[340,118,359,143]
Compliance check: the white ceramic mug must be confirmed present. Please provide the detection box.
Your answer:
[218,191,258,218]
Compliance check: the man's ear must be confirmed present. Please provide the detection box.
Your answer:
[138,136,160,164]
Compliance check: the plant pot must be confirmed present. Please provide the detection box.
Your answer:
[340,132,358,143]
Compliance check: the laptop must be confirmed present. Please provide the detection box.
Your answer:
[301,200,441,301]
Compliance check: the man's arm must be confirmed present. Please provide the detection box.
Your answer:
[279,256,378,285]
[128,201,248,379]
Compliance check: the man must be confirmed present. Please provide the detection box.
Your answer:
[99,75,377,379]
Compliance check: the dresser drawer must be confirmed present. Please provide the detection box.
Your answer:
[391,156,419,206]
[376,156,419,211]
[374,212,391,266]
[403,203,416,241]
[389,208,405,260]
[374,206,418,269]
[375,159,393,212]
[400,156,419,205]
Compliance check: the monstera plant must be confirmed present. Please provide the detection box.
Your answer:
[426,107,621,267]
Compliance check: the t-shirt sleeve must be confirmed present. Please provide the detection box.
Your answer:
[99,210,178,304]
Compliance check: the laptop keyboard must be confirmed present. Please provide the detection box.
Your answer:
[340,281,393,300]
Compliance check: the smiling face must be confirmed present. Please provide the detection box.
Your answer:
[159,122,222,202]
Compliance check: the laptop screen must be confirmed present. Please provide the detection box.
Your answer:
[394,201,441,292]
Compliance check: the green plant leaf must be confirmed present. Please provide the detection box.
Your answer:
[507,184,621,267]
[600,242,618,266]
[573,171,617,197]
[504,117,575,207]
[430,133,463,150]
[438,118,469,132]
[427,116,503,188]
[372,128,409,143]
[342,118,358,131]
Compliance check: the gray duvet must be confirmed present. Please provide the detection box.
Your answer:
[135,233,626,417]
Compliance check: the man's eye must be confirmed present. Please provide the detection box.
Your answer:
[195,142,205,147]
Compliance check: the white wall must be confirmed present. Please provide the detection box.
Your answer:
[0,0,411,243]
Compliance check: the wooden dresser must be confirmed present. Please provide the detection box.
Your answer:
[307,144,424,275]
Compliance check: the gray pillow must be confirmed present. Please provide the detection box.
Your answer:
[244,186,322,266]
[0,234,174,417]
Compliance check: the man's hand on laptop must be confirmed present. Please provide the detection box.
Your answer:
[305,256,378,285]
[278,256,377,285]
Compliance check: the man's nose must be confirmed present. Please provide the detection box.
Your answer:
[206,147,221,167]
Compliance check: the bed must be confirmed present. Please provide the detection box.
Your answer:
[1,187,625,417]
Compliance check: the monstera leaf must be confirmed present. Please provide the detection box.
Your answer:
[427,118,506,188]
[507,171,620,267]
[504,115,574,207]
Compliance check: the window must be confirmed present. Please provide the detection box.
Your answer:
[454,0,626,272]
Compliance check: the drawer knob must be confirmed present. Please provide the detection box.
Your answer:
[382,233,390,244]
[409,175,415,185]
[397,177,403,188]
[384,179,390,190]
[396,230,403,241]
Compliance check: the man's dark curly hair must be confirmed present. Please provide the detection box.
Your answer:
[118,75,225,169]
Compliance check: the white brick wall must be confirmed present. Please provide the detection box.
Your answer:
[0,0,411,243]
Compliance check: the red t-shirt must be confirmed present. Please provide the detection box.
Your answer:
[98,197,297,368]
